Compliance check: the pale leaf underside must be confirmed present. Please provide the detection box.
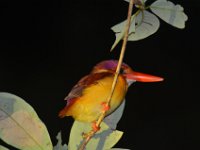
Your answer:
[150,0,188,29]
[0,92,52,150]
[53,131,68,150]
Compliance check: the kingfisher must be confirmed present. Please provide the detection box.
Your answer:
[59,60,163,130]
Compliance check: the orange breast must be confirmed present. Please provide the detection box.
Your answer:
[66,75,128,122]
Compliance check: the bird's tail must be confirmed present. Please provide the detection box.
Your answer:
[58,107,68,118]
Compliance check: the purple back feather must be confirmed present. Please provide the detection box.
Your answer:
[95,60,129,71]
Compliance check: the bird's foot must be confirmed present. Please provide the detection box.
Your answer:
[82,131,92,138]
[82,122,100,138]
[92,121,100,132]
[101,102,110,112]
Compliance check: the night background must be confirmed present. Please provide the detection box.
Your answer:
[0,0,200,149]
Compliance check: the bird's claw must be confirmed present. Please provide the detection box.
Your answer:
[92,122,100,132]
[82,122,100,138]
[82,132,89,138]
[101,102,110,112]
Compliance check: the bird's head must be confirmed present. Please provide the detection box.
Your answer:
[92,60,164,86]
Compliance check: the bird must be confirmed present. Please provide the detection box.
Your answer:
[59,60,163,130]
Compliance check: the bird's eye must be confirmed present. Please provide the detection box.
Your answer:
[120,69,124,74]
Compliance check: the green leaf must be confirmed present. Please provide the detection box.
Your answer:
[104,100,125,129]
[0,92,53,150]
[53,131,68,150]
[111,10,160,49]
[110,13,137,51]
[0,145,9,150]
[111,17,136,34]
[128,10,160,41]
[150,0,188,29]
[68,121,123,150]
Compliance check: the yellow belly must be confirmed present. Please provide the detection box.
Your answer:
[67,75,128,122]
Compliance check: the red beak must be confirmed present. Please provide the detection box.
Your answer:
[124,71,164,82]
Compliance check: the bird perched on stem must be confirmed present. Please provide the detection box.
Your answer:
[59,60,163,130]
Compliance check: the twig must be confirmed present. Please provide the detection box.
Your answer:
[78,0,135,149]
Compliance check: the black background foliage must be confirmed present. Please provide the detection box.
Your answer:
[0,0,200,149]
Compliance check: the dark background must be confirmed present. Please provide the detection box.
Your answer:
[0,0,200,149]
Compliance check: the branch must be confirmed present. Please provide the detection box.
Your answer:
[78,0,135,149]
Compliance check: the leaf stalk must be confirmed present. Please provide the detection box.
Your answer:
[78,0,135,149]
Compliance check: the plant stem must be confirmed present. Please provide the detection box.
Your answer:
[78,0,135,149]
